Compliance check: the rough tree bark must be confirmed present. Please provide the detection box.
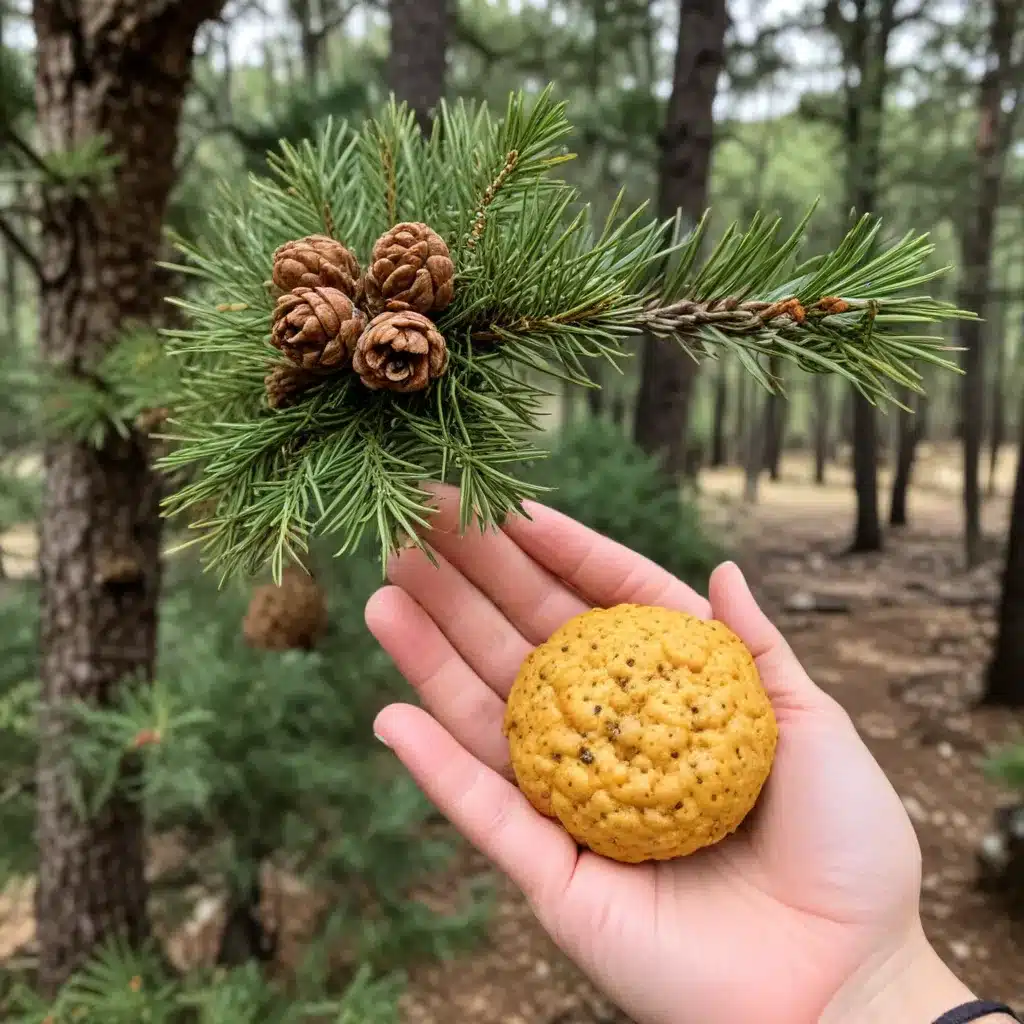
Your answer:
[633,0,727,478]
[959,0,1022,566]
[828,0,899,553]
[983,389,1024,707]
[32,0,222,995]
[388,0,449,132]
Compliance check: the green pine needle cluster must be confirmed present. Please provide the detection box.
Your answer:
[157,88,971,578]
[2,941,403,1024]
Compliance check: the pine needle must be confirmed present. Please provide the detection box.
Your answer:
[155,91,973,578]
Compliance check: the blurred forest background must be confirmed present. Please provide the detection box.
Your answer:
[2,0,1024,1020]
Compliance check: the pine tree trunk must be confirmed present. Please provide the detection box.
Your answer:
[832,0,900,554]
[734,371,748,465]
[959,0,1022,568]
[710,362,728,466]
[983,393,1024,707]
[812,376,830,484]
[388,0,449,131]
[32,0,221,995]
[764,358,785,481]
[889,389,922,527]
[849,394,882,551]
[742,414,764,505]
[988,339,1005,498]
[633,0,726,479]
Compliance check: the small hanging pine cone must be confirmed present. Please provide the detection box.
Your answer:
[363,222,455,316]
[352,311,448,393]
[271,286,367,372]
[265,362,319,410]
[243,566,328,651]
[272,235,362,301]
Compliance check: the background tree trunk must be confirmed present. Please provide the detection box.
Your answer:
[388,0,449,131]
[32,0,221,995]
[633,0,726,478]
[983,389,1024,707]
[987,302,1007,498]
[958,0,1022,567]
[889,389,923,526]
[710,362,728,467]
[763,358,785,481]
[831,0,898,554]
[812,376,830,484]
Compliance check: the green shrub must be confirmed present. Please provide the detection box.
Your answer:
[986,744,1024,791]
[1,940,404,1023]
[525,417,724,588]
[0,545,487,1006]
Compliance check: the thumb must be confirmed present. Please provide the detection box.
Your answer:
[708,561,835,715]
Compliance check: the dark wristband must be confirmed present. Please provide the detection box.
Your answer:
[933,1001,1023,1023]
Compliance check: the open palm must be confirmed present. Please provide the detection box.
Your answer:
[367,486,924,1024]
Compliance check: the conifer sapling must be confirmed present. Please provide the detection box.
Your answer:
[157,89,971,579]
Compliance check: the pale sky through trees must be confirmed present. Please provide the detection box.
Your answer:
[1,0,976,123]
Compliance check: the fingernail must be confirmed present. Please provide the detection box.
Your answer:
[374,730,392,748]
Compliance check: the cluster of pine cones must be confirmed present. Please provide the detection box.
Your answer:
[265,222,455,409]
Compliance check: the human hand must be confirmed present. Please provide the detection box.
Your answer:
[366,487,976,1024]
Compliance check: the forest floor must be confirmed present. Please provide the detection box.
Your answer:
[2,443,1023,1020]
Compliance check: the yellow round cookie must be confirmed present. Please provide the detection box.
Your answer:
[503,604,777,863]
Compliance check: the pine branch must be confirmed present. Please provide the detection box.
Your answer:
[156,90,973,579]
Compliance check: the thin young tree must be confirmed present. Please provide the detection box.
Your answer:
[824,0,901,553]
[958,0,1023,567]
[634,0,728,477]
[30,0,223,995]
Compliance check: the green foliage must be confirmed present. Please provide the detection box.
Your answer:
[1,942,404,1023]
[38,327,179,449]
[0,549,485,997]
[58,546,484,965]
[524,418,723,587]
[159,89,968,580]
[0,581,39,881]
[986,743,1024,791]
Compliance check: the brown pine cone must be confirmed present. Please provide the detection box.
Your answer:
[272,235,362,301]
[352,311,448,393]
[271,286,367,372]
[243,567,328,652]
[265,362,319,409]
[364,222,455,315]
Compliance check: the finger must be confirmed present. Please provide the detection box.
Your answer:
[365,586,512,774]
[374,703,578,911]
[387,544,532,697]
[419,484,590,645]
[504,500,712,618]
[708,561,832,713]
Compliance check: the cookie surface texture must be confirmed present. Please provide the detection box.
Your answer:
[503,603,778,863]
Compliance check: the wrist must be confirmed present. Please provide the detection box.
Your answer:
[820,924,1011,1024]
